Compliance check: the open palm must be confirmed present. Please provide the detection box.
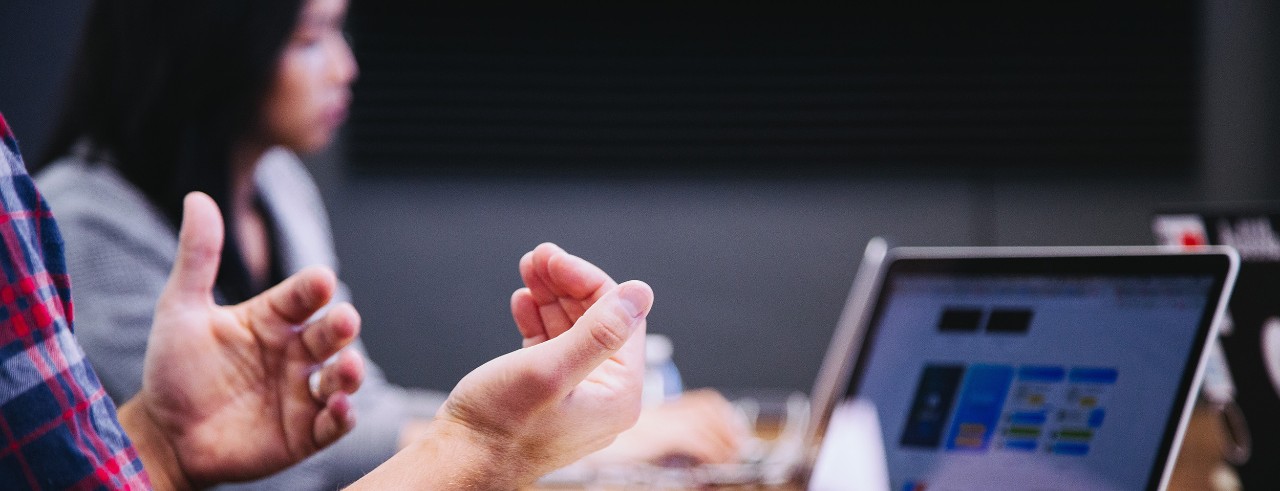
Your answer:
[130,193,364,487]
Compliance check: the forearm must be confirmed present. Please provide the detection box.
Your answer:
[348,419,528,491]
[118,398,195,491]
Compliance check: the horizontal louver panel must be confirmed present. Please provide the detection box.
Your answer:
[347,2,1196,177]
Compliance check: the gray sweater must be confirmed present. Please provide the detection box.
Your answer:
[37,148,446,490]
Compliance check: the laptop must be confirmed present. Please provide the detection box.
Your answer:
[802,242,1239,491]
[1153,209,1280,488]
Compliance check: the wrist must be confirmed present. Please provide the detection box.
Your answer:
[420,417,536,489]
[118,397,196,491]
[350,418,530,491]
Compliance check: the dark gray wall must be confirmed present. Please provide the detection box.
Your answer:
[325,0,1280,395]
[4,1,1279,396]
[325,173,1209,395]
[0,1,89,160]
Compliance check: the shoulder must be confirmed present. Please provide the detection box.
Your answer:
[39,155,146,212]
[0,115,23,179]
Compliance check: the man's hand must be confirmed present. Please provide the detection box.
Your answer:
[511,243,616,348]
[511,243,749,467]
[118,192,365,490]
[435,279,652,483]
[348,246,653,490]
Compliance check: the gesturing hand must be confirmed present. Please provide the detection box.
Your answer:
[511,242,618,348]
[346,244,652,490]
[510,244,750,467]
[423,243,652,488]
[118,192,365,490]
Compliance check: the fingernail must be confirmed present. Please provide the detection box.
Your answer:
[618,284,649,320]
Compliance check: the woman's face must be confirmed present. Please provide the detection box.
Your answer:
[261,0,357,153]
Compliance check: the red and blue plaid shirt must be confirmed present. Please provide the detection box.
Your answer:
[0,114,150,489]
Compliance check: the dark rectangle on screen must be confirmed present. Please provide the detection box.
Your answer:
[938,308,983,332]
[986,309,1033,334]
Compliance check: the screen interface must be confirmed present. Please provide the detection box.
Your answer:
[839,272,1217,491]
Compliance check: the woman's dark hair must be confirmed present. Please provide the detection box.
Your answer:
[41,0,305,303]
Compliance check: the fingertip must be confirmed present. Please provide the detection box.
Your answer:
[615,280,654,319]
[315,392,356,447]
[510,287,533,321]
[328,302,361,341]
[335,349,366,393]
[179,192,222,241]
[165,191,224,307]
[186,191,220,210]
[535,242,563,254]
[301,302,361,362]
[547,251,615,300]
[512,288,549,344]
[619,279,654,294]
[329,391,351,415]
[298,266,339,306]
[511,287,530,307]
[183,191,216,209]
[532,242,561,277]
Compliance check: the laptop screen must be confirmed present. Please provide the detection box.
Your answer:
[813,252,1235,491]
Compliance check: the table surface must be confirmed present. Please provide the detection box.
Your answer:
[529,402,1236,491]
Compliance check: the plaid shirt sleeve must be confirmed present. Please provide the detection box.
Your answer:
[0,114,150,490]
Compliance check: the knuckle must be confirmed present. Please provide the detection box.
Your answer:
[587,313,628,352]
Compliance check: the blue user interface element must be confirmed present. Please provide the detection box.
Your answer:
[944,365,1015,451]
[899,363,1122,457]
[837,273,1215,490]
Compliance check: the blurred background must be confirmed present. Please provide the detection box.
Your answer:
[2,0,1278,396]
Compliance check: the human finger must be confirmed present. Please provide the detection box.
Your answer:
[544,251,615,334]
[520,243,561,304]
[511,288,548,347]
[301,302,361,362]
[520,246,575,336]
[527,243,615,306]
[525,243,617,339]
[527,243,593,303]
[534,281,653,390]
[545,248,615,304]
[311,349,365,402]
[160,192,224,309]
[242,266,337,345]
[313,392,356,448]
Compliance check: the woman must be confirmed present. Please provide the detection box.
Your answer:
[37,0,745,488]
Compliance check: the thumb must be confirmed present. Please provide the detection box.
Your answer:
[537,280,653,388]
[161,192,224,308]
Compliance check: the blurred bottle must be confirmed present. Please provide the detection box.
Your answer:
[643,334,683,407]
